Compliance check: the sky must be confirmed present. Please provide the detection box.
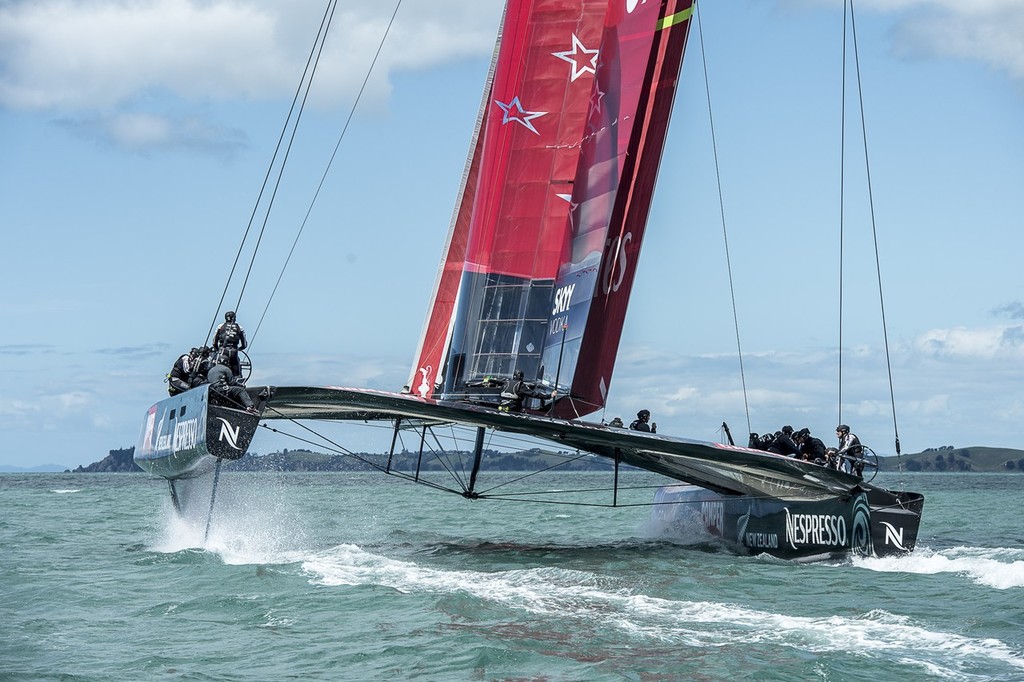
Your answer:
[1,0,1022,470]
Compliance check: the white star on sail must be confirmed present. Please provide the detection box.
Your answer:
[552,34,599,82]
[495,96,547,135]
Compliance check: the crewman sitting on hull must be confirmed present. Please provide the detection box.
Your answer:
[794,427,827,463]
[767,425,800,456]
[207,352,256,413]
[167,346,213,396]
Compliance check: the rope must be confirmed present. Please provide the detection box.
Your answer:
[232,0,342,325]
[694,1,751,435]
[250,0,406,345]
[838,0,848,426]
[205,0,340,345]
[838,1,903,472]
[848,1,902,461]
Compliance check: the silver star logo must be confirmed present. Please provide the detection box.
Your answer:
[552,34,599,82]
[495,96,547,135]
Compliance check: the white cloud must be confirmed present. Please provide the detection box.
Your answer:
[57,111,248,154]
[56,390,91,410]
[0,0,502,112]
[798,0,1024,81]
[994,301,1024,320]
[915,324,1024,358]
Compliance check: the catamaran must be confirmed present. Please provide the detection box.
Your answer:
[135,0,924,560]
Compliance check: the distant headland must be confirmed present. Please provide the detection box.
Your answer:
[65,444,1024,474]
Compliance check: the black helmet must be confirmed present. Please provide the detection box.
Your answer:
[836,424,850,434]
[637,409,650,419]
[513,369,524,380]
[225,311,236,322]
[782,425,793,434]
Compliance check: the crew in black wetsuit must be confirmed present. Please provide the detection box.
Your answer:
[836,424,864,477]
[630,409,657,433]
[794,428,827,463]
[207,354,255,412]
[167,346,214,395]
[167,349,198,396]
[768,425,800,456]
[213,310,247,378]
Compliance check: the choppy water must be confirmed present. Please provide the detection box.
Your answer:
[2,471,1023,680]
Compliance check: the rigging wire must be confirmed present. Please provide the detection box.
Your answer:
[250,0,406,345]
[847,1,902,459]
[251,414,872,510]
[205,0,340,345]
[694,1,752,435]
[253,418,663,506]
[839,0,902,468]
[838,0,848,428]
[231,0,343,327]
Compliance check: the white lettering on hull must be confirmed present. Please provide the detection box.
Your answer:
[784,508,847,550]
[172,417,201,452]
[155,416,201,454]
[745,532,779,549]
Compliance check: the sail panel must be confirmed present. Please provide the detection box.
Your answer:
[542,0,695,417]
[406,19,502,399]
[439,0,611,397]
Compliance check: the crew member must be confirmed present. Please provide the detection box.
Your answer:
[191,346,213,386]
[794,428,827,463]
[207,352,256,412]
[768,425,800,456]
[213,310,247,378]
[167,348,198,396]
[836,424,864,477]
[630,409,657,433]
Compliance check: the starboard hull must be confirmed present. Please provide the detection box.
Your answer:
[651,484,924,560]
[134,385,263,480]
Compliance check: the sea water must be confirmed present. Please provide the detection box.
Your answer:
[2,471,1022,681]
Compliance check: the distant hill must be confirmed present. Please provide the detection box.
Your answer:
[0,464,68,473]
[878,446,1024,473]
[223,447,616,473]
[71,447,142,473]
[70,446,618,473]
[69,444,1024,475]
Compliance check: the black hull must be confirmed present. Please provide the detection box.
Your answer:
[652,484,924,560]
[134,385,265,480]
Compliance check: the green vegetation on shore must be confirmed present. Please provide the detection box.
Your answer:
[878,445,1024,473]
[73,444,1024,474]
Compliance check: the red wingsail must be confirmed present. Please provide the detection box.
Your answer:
[410,0,693,416]
[409,0,609,397]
